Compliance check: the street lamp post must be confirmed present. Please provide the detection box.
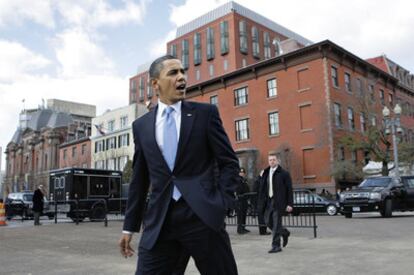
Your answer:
[382,104,402,178]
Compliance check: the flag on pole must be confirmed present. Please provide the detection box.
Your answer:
[94,124,107,136]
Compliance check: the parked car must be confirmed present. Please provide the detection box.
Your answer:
[293,192,339,216]
[5,191,55,220]
[339,176,414,218]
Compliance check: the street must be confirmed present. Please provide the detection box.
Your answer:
[1,212,414,275]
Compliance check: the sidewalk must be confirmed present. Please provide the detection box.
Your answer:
[1,213,413,274]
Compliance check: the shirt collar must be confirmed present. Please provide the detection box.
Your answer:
[158,100,182,116]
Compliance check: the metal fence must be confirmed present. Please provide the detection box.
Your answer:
[226,190,318,238]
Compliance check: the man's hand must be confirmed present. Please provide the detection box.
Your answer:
[119,234,135,258]
[286,205,293,213]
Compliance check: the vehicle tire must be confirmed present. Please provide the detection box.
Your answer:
[70,217,84,223]
[326,205,338,216]
[90,205,106,221]
[48,214,55,220]
[382,199,393,218]
[345,212,352,218]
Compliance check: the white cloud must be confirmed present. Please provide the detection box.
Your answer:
[0,0,55,28]
[148,29,177,58]
[0,40,51,82]
[55,0,149,30]
[54,28,115,78]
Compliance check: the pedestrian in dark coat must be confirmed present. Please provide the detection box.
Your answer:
[32,185,44,226]
[257,154,293,253]
[236,168,250,234]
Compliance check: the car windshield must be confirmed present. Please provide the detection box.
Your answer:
[359,178,391,188]
[23,194,33,201]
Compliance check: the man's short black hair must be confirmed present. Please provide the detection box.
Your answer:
[149,55,177,80]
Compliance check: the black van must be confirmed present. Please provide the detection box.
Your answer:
[49,168,127,222]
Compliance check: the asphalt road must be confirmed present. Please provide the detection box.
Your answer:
[1,212,414,275]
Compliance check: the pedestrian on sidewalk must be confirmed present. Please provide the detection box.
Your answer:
[236,168,250,234]
[32,185,44,226]
[257,154,293,253]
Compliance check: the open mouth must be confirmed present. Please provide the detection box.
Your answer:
[176,83,186,92]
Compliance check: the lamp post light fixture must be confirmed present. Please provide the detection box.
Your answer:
[382,104,402,178]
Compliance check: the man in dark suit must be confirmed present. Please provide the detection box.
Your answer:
[257,154,293,253]
[236,168,250,234]
[32,185,44,226]
[118,55,239,274]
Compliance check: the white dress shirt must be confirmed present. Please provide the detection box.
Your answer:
[156,100,181,152]
[269,166,277,198]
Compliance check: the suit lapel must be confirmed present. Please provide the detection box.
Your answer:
[174,101,195,170]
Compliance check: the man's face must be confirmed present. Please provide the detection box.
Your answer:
[239,170,246,177]
[268,155,279,168]
[152,59,187,105]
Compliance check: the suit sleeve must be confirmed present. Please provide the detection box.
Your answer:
[207,105,239,209]
[123,120,150,233]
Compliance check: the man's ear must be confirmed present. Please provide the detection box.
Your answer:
[150,78,159,92]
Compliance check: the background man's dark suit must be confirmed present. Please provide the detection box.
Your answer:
[257,165,293,250]
[123,100,239,274]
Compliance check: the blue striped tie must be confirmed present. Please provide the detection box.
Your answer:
[163,106,181,201]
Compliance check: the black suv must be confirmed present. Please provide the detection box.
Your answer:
[5,191,55,220]
[339,176,414,218]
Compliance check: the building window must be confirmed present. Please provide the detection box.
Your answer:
[107,120,115,132]
[223,59,228,71]
[106,137,117,150]
[345,73,351,92]
[220,20,229,55]
[351,150,357,164]
[379,89,385,105]
[242,58,247,67]
[107,158,116,170]
[338,146,345,161]
[235,118,249,141]
[334,103,342,128]
[169,44,177,58]
[182,39,189,69]
[206,27,215,60]
[72,147,76,158]
[95,140,105,152]
[263,32,271,59]
[331,66,339,87]
[239,20,248,54]
[251,26,260,58]
[347,107,355,131]
[268,112,280,136]
[130,79,136,93]
[267,78,277,97]
[368,84,375,101]
[234,87,248,106]
[356,78,363,96]
[193,32,201,65]
[118,133,130,147]
[82,144,87,155]
[360,112,366,133]
[147,83,153,99]
[119,156,129,171]
[63,149,67,160]
[139,77,145,101]
[370,115,377,126]
[210,95,218,105]
[209,64,214,77]
[120,116,128,129]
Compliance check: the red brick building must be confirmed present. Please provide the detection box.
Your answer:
[59,137,91,169]
[128,2,414,191]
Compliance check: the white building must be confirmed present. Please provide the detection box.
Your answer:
[91,103,148,171]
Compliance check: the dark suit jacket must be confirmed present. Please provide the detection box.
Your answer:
[257,166,293,215]
[32,189,44,213]
[123,101,239,249]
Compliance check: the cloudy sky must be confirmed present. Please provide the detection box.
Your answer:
[1,0,413,170]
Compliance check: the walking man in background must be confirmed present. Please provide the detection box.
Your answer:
[257,154,293,253]
[236,167,250,234]
[119,55,239,274]
[32,185,44,226]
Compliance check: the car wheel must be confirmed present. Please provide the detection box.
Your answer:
[345,212,352,218]
[326,205,337,216]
